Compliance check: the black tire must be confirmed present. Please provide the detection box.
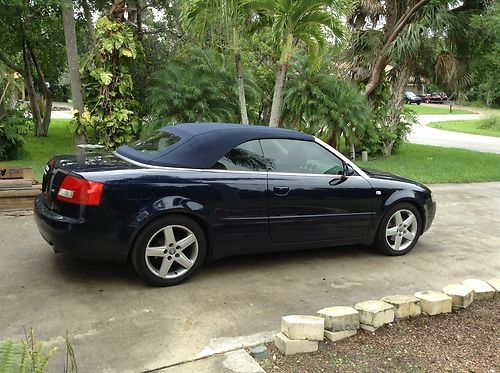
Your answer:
[375,202,422,256]
[416,102,421,105]
[131,214,206,286]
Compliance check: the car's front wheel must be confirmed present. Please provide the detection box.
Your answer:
[132,215,206,286]
[375,203,421,256]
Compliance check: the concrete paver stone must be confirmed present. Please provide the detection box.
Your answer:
[414,291,452,315]
[281,315,324,341]
[380,295,421,319]
[442,284,474,309]
[487,279,500,298]
[317,306,359,332]
[462,279,496,300]
[354,300,395,331]
[324,329,357,343]
[274,333,318,356]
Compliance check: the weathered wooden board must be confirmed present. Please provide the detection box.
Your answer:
[0,184,41,210]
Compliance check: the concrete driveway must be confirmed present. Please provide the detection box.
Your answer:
[1,183,499,372]
[409,114,500,154]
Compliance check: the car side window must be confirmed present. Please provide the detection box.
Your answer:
[212,140,269,171]
[260,139,344,175]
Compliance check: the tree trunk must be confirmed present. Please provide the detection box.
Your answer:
[81,0,96,47]
[362,0,430,98]
[328,133,338,149]
[269,62,288,127]
[383,60,412,155]
[135,0,143,41]
[235,53,249,124]
[363,54,387,97]
[21,36,42,135]
[63,0,87,146]
[28,45,52,136]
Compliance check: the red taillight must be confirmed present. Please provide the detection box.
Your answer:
[56,175,104,206]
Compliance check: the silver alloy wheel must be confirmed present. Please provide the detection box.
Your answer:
[385,209,418,251]
[144,224,199,279]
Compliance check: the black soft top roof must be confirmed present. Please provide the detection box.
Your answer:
[117,122,314,168]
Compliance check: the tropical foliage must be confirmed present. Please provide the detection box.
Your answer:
[145,48,260,133]
[182,0,255,124]
[0,0,497,159]
[80,16,141,148]
[283,55,370,149]
[0,107,31,160]
[251,0,348,126]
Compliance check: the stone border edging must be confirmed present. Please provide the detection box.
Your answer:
[274,278,499,356]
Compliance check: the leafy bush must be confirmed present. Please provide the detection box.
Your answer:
[0,108,31,160]
[359,83,415,157]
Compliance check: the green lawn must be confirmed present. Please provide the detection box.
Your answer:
[361,143,500,184]
[1,119,73,179]
[404,104,475,115]
[428,119,500,138]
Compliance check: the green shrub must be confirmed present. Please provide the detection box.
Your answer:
[0,109,31,160]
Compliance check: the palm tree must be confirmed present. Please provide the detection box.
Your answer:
[347,0,489,98]
[146,48,259,131]
[283,55,370,150]
[251,0,346,127]
[182,0,254,124]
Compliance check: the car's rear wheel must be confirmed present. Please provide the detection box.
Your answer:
[375,203,421,256]
[132,215,206,286]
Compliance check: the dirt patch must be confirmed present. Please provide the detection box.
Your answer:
[260,298,499,372]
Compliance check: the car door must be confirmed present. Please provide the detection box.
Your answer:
[205,139,270,257]
[261,138,373,244]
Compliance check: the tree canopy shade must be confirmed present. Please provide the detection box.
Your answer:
[250,0,348,127]
[0,0,66,136]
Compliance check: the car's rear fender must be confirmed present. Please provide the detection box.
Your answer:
[123,195,214,263]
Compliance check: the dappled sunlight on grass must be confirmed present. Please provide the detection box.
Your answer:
[1,119,73,179]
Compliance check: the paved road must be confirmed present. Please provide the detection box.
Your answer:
[409,114,500,154]
[1,183,499,372]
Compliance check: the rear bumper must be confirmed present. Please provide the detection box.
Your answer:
[34,195,129,263]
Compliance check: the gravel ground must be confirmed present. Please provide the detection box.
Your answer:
[260,298,499,373]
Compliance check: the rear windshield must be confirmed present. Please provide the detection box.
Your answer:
[129,131,181,153]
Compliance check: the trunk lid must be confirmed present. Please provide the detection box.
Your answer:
[41,152,136,210]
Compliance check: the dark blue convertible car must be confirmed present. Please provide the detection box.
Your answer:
[35,123,436,286]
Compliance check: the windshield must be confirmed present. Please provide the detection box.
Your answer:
[129,131,181,154]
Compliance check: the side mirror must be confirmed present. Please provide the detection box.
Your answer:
[343,163,355,177]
